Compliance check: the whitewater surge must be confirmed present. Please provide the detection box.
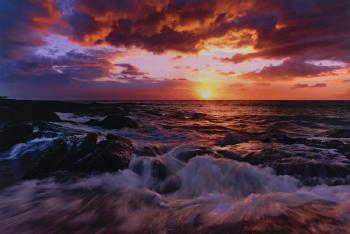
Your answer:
[0,155,349,233]
[1,101,350,233]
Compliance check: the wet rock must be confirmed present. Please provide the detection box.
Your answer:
[175,148,216,162]
[157,175,182,194]
[327,129,350,138]
[151,159,168,180]
[190,112,206,120]
[70,133,98,160]
[131,158,168,181]
[21,138,68,179]
[258,130,300,144]
[0,123,34,151]
[74,134,133,172]
[271,162,350,179]
[135,145,163,156]
[86,115,138,129]
[20,133,134,178]
[217,131,249,146]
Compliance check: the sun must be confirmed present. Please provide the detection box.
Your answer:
[199,89,212,99]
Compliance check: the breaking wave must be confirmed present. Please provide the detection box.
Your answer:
[0,156,349,233]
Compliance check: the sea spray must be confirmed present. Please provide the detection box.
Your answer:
[0,156,349,233]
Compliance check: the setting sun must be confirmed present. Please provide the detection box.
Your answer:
[199,89,212,99]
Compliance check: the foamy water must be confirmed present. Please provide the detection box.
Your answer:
[0,101,350,233]
[0,156,349,233]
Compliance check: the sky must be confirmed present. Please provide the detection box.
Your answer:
[0,0,349,100]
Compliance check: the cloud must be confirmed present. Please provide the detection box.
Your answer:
[218,0,350,70]
[0,48,118,83]
[0,0,349,99]
[292,83,327,89]
[0,0,59,59]
[239,58,341,81]
[1,0,349,60]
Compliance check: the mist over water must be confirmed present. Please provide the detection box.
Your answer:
[1,101,350,233]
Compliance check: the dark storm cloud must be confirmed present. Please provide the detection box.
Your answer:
[239,58,341,81]
[0,49,116,83]
[1,0,349,60]
[0,0,58,59]
[0,0,349,90]
[51,0,349,82]
[116,64,147,77]
[292,83,327,89]
[221,0,350,63]
[53,0,349,61]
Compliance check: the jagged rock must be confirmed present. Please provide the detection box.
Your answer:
[20,133,134,178]
[21,138,68,179]
[135,145,163,156]
[70,133,98,160]
[0,123,34,151]
[151,159,168,180]
[131,158,168,181]
[74,134,133,172]
[86,115,138,129]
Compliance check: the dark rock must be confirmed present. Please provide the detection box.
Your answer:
[135,145,163,156]
[176,148,216,162]
[190,113,206,120]
[0,123,34,151]
[258,130,300,144]
[0,108,60,122]
[74,134,133,172]
[151,159,168,181]
[217,131,249,146]
[86,115,138,129]
[131,158,168,181]
[21,134,134,178]
[327,129,350,138]
[21,138,68,179]
[271,162,350,179]
[157,175,182,194]
[70,133,98,160]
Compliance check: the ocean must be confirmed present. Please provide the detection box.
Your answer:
[0,100,349,233]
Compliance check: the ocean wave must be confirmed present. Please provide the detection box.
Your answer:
[0,156,349,233]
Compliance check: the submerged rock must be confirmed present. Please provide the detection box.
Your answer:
[327,129,350,138]
[86,115,138,129]
[175,148,217,162]
[217,131,249,146]
[0,123,34,152]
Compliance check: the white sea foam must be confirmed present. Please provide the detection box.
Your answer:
[0,156,349,233]
[0,137,56,160]
[56,112,106,123]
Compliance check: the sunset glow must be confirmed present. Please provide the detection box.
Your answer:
[1,1,350,233]
[199,89,212,100]
[0,0,348,100]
